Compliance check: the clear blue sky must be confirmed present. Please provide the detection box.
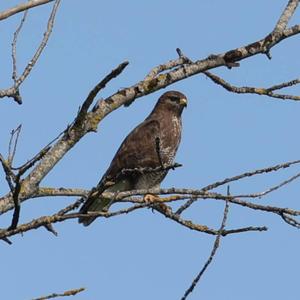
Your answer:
[1,1,300,299]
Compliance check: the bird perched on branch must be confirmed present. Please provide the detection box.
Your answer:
[79,90,187,226]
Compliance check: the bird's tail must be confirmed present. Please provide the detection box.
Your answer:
[79,179,131,226]
[78,192,112,226]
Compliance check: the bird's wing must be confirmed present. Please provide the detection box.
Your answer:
[99,118,161,186]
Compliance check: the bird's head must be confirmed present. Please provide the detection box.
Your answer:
[155,90,188,115]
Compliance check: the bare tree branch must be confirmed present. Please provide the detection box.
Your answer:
[0,0,54,21]
[32,287,85,300]
[0,199,266,243]
[73,61,129,129]
[0,0,61,103]
[235,171,300,198]
[267,78,300,91]
[111,187,300,222]
[280,213,300,228]
[176,159,300,214]
[273,0,299,34]
[181,194,230,300]
[204,71,300,101]
[35,187,89,198]
[10,11,28,104]
[7,125,22,167]
[144,48,193,81]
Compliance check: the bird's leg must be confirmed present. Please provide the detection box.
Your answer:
[155,137,164,170]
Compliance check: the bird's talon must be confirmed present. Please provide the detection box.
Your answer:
[144,194,160,203]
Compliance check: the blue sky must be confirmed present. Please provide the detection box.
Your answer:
[1,1,300,299]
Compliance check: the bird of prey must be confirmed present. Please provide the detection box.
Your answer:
[79,90,187,226]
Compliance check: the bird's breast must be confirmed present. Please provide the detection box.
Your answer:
[159,115,182,165]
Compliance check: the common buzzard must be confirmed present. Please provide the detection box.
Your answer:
[79,90,187,226]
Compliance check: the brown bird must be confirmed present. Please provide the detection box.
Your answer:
[79,90,187,226]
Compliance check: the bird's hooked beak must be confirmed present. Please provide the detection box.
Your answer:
[180,98,188,107]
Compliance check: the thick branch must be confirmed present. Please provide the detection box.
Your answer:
[273,0,299,34]
[34,187,89,198]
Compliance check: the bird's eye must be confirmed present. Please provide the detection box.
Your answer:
[169,96,179,102]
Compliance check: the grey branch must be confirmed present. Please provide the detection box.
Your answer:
[204,71,300,101]
[273,0,299,34]
[176,158,300,214]
[0,196,266,242]
[11,11,28,99]
[235,171,300,198]
[73,61,129,129]
[0,0,54,21]
[181,195,230,300]
[0,0,61,103]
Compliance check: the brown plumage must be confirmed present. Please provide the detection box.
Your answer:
[79,90,187,226]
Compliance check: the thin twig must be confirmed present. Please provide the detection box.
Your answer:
[181,191,230,300]
[2,0,60,103]
[0,0,60,103]
[11,11,28,83]
[75,61,129,126]
[18,146,51,176]
[204,71,300,101]
[176,159,300,215]
[17,0,61,88]
[235,171,300,198]
[280,213,300,228]
[8,125,22,166]
[1,237,12,245]
[32,287,85,300]
[267,78,300,91]
[43,223,58,236]
[12,126,66,172]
